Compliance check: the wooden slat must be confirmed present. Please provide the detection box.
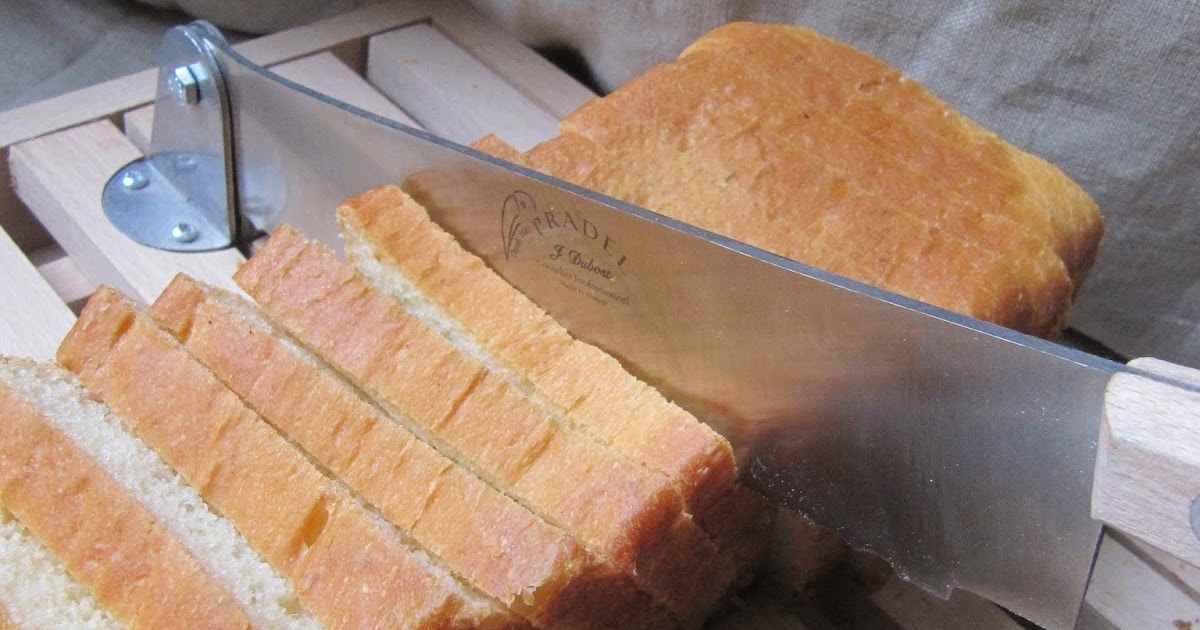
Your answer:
[0,0,592,252]
[1085,534,1200,628]
[0,227,75,360]
[367,23,561,150]
[27,245,96,309]
[24,0,591,142]
[1089,358,1200,625]
[124,51,420,153]
[0,160,53,252]
[1137,356,1200,390]
[1121,535,1200,596]
[9,120,244,303]
[273,52,419,125]
[428,3,597,120]
[123,107,156,155]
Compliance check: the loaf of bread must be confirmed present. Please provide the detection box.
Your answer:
[1,22,1105,628]
[472,22,1104,337]
[151,274,675,630]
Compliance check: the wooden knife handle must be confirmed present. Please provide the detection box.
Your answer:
[1093,357,1200,567]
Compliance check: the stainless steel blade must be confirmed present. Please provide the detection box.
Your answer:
[207,36,1125,629]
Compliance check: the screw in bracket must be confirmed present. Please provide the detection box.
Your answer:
[120,167,149,190]
[167,66,199,105]
[175,154,198,171]
[171,222,199,243]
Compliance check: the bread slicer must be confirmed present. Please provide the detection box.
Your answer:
[100,21,1200,630]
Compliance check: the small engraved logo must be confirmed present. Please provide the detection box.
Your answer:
[498,190,631,306]
[500,191,534,261]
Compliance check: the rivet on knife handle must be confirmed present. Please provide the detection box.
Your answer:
[1092,358,1200,563]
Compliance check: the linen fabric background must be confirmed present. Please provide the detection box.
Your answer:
[4,0,1199,367]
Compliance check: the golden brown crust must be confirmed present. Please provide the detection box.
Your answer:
[473,133,524,162]
[236,226,734,624]
[695,47,1071,330]
[57,287,520,630]
[151,275,674,630]
[0,379,251,630]
[339,185,738,512]
[683,23,1103,289]
[503,116,1020,326]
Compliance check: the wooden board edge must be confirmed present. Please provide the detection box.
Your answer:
[0,227,75,361]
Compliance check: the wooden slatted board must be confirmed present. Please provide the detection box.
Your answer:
[0,2,1195,628]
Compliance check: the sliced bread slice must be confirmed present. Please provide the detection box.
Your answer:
[0,357,320,630]
[0,506,119,630]
[151,274,675,630]
[235,226,735,627]
[0,359,254,629]
[56,287,526,630]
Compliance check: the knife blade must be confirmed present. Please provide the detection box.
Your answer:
[186,25,1198,630]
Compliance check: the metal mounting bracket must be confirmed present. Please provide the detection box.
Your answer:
[101,21,250,252]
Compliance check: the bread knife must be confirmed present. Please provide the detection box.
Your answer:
[103,22,1200,630]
